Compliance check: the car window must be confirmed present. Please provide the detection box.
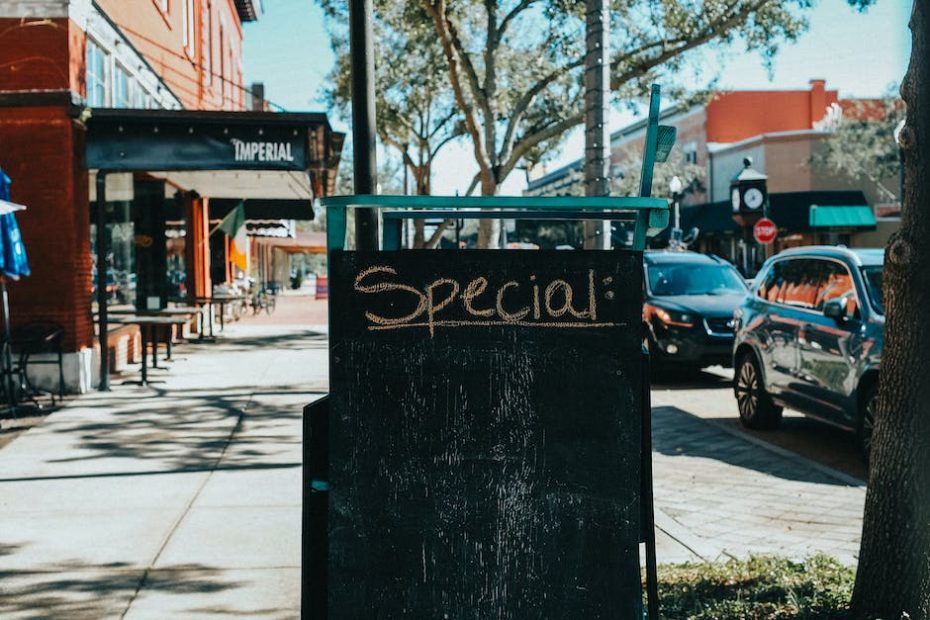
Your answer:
[861,266,884,314]
[760,258,861,317]
[815,260,860,318]
[773,259,817,309]
[647,263,747,296]
[757,264,778,301]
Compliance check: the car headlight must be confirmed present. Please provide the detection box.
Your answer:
[645,304,695,328]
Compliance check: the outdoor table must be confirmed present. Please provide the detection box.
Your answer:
[168,297,216,340]
[109,306,202,359]
[106,315,189,386]
[207,294,246,331]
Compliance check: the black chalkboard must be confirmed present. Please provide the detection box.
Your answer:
[325,249,645,618]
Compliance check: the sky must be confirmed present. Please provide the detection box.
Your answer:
[243,0,912,196]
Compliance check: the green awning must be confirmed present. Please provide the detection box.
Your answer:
[809,205,876,228]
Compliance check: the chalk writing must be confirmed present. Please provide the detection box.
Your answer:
[353,266,621,335]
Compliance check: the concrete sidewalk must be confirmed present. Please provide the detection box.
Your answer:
[0,321,327,619]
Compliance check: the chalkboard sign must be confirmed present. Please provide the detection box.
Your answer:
[324,249,645,618]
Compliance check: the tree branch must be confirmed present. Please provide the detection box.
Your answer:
[499,57,585,164]
[497,0,535,39]
[420,0,493,177]
[610,0,773,90]
[501,110,585,181]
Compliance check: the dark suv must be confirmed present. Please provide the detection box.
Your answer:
[732,246,884,456]
[644,251,749,372]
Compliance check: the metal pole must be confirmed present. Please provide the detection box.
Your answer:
[583,0,611,249]
[349,0,378,250]
[96,172,110,391]
[2,278,15,412]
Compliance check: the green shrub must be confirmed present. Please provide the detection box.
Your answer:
[650,554,855,619]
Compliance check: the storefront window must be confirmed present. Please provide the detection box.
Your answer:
[167,221,187,298]
[182,0,196,59]
[113,65,130,108]
[90,201,136,307]
[86,39,108,107]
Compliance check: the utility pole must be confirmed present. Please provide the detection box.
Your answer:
[349,0,378,250]
[583,0,611,249]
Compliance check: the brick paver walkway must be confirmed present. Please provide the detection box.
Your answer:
[652,405,865,565]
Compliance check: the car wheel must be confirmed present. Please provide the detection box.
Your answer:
[857,381,878,462]
[734,352,783,430]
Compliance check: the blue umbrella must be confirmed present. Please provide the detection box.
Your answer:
[0,169,29,278]
[0,167,29,411]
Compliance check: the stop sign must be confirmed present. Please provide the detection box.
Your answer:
[753,218,777,244]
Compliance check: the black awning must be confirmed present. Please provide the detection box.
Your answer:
[210,198,315,221]
[86,108,342,176]
[676,190,872,237]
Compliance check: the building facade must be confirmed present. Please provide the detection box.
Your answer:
[0,0,339,391]
[525,80,899,270]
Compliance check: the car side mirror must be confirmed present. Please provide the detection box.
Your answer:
[823,298,846,321]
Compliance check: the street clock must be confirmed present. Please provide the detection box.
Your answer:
[730,157,768,219]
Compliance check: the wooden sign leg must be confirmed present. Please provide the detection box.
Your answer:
[642,350,660,620]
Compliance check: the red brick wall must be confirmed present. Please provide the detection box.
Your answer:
[0,106,93,352]
[0,18,74,91]
[705,82,840,143]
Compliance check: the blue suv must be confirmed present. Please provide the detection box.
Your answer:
[732,246,884,457]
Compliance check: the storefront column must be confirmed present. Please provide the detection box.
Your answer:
[184,193,211,300]
[0,102,96,392]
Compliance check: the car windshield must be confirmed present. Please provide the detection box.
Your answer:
[648,263,747,296]
[861,266,884,314]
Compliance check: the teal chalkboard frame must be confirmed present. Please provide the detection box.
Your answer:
[322,194,669,252]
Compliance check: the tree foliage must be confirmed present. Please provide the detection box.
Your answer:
[416,0,868,246]
[812,95,905,204]
[320,1,464,197]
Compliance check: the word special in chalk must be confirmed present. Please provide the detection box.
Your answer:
[353,265,623,335]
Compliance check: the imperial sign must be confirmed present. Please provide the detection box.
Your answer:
[231,138,295,163]
[753,218,778,244]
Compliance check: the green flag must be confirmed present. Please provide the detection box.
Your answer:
[217,202,245,237]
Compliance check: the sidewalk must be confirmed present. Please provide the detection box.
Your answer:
[0,315,328,619]
[0,300,866,617]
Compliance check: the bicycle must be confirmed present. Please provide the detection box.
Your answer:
[252,288,277,316]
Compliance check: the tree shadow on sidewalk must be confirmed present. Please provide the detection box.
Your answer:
[652,406,860,487]
[0,558,254,619]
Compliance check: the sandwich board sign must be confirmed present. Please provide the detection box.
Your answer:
[305,246,655,618]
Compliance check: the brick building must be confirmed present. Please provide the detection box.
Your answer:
[0,0,341,391]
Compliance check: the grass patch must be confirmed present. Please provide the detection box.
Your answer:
[651,554,855,619]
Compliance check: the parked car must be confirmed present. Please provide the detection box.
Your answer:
[732,246,884,458]
[644,251,749,373]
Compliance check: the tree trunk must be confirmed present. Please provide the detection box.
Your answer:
[851,3,930,618]
[477,171,501,249]
[412,168,430,248]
